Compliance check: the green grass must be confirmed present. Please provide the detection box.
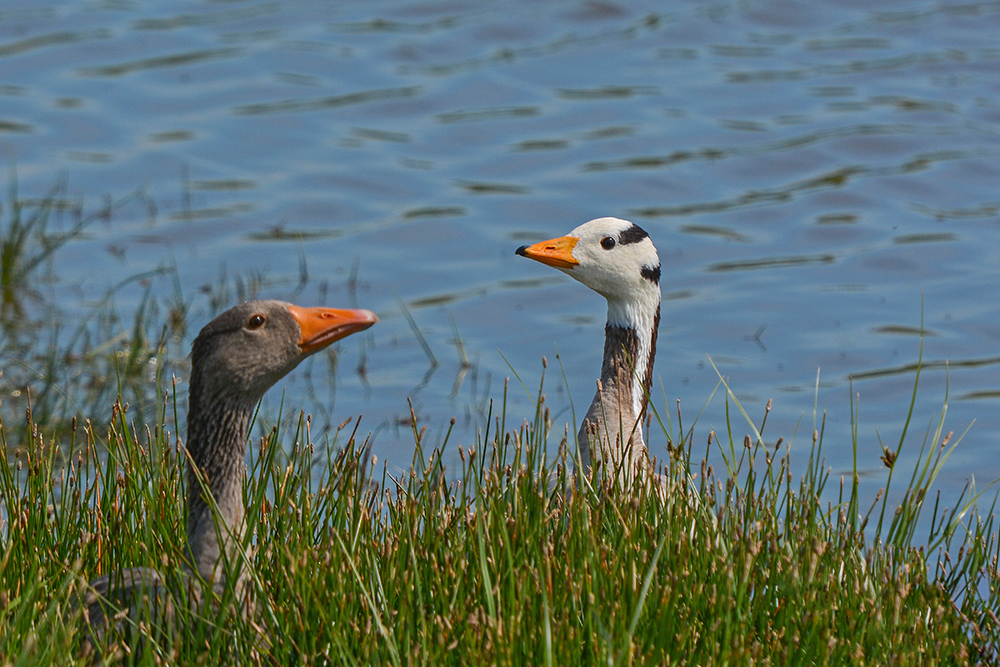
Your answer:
[0,351,998,666]
[1,177,998,664]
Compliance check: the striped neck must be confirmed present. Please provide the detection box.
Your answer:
[606,293,660,423]
[577,293,660,478]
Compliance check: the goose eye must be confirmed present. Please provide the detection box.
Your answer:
[600,236,616,250]
[247,314,266,329]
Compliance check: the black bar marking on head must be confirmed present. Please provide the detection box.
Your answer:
[641,264,660,285]
[618,224,650,246]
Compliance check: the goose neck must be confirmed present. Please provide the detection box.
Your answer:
[605,297,660,420]
[184,385,253,587]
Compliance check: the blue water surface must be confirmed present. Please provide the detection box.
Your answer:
[2,0,1000,504]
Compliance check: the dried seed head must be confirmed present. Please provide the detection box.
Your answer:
[880,447,897,469]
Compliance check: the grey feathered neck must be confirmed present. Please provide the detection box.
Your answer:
[184,358,257,592]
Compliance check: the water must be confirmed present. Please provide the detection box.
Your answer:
[2,0,1000,502]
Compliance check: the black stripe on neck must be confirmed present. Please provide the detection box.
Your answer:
[618,224,649,245]
[641,264,660,285]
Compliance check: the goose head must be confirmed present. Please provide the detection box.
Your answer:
[516,218,662,477]
[516,217,660,328]
[190,300,379,407]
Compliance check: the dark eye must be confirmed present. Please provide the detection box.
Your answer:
[247,314,266,329]
[600,236,616,250]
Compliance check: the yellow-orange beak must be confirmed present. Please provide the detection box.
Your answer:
[287,305,378,354]
[515,235,579,269]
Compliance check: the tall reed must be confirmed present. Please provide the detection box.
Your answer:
[1,353,996,665]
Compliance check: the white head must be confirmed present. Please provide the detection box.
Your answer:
[518,217,662,464]
[516,217,661,328]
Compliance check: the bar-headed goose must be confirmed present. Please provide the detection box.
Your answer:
[516,217,660,483]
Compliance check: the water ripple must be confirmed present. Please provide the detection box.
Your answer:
[232,86,421,115]
[436,106,539,124]
[584,123,937,173]
[77,48,243,77]
[556,86,658,100]
[0,120,32,134]
[131,3,279,31]
[0,29,109,58]
[707,254,835,273]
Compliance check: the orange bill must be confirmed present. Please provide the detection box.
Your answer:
[515,235,580,269]
[287,305,378,353]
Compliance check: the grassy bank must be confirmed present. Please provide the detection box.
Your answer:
[1,357,998,666]
[1,178,997,664]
